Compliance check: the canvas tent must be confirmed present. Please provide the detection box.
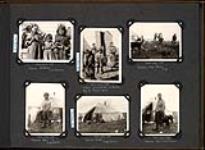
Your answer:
[83,102,125,123]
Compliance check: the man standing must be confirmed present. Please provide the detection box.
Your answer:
[89,43,97,79]
[95,48,104,75]
[107,42,117,69]
[154,93,166,132]
[41,92,52,128]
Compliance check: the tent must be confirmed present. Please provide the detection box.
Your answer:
[83,101,124,123]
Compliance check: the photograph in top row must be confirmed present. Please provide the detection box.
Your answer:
[129,22,182,62]
[80,28,122,83]
[18,21,74,63]
[17,21,183,64]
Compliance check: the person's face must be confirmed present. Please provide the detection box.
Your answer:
[46,36,52,42]
[59,28,65,35]
[28,28,32,33]
[158,94,162,99]
[44,94,49,100]
[32,26,38,33]
[27,26,32,33]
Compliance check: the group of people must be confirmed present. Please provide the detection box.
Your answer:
[83,42,118,79]
[133,33,178,52]
[154,33,178,43]
[21,24,71,61]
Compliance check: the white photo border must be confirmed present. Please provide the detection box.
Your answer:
[128,20,183,63]
[17,19,75,64]
[139,81,182,137]
[79,27,123,84]
[75,95,130,137]
[24,81,67,137]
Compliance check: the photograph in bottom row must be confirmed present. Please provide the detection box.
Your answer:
[25,82,66,136]
[140,83,180,136]
[76,96,130,136]
[23,82,180,137]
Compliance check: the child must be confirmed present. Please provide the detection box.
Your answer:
[43,34,54,60]
[41,92,52,128]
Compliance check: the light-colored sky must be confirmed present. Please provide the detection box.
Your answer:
[130,22,182,42]
[81,28,121,49]
[26,83,65,107]
[77,96,129,114]
[20,21,73,38]
[141,84,179,112]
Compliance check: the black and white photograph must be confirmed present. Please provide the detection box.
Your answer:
[25,83,66,136]
[80,28,122,83]
[129,22,182,62]
[140,84,180,136]
[76,96,129,136]
[18,21,74,63]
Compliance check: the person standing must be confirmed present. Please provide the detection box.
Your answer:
[95,48,104,75]
[21,25,33,59]
[107,42,118,69]
[89,43,97,78]
[154,93,166,132]
[41,92,53,128]
[43,34,54,60]
[86,50,95,79]
[30,24,44,60]
[54,25,70,60]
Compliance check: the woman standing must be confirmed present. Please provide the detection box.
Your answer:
[29,24,44,60]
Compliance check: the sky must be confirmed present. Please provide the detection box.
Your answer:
[25,83,65,129]
[81,28,121,49]
[77,96,129,114]
[20,21,73,37]
[130,22,182,42]
[141,84,180,112]
[26,83,65,107]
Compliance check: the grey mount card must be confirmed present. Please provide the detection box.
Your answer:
[0,3,10,148]
[0,2,204,149]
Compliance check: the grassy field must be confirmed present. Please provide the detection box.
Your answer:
[131,41,179,59]
[28,122,63,133]
[143,122,178,134]
[78,119,127,133]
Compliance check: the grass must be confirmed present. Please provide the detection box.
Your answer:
[143,122,178,134]
[78,119,127,133]
[131,41,179,59]
[28,122,63,133]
